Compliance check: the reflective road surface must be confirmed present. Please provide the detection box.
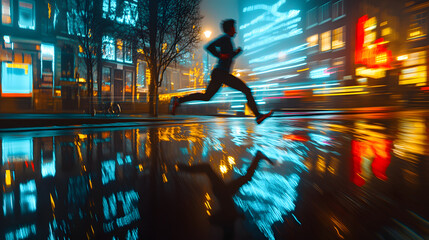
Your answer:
[1,112,428,240]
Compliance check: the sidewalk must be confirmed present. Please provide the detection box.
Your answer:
[0,113,200,132]
[0,106,405,131]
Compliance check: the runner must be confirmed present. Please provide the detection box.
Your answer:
[170,19,273,124]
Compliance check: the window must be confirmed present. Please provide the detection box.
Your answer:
[320,30,331,51]
[307,7,317,28]
[307,34,318,54]
[102,0,116,20]
[2,0,12,25]
[332,57,345,79]
[319,2,331,24]
[332,0,344,20]
[121,1,137,26]
[1,62,33,97]
[18,0,35,30]
[124,42,132,63]
[102,36,115,60]
[136,61,145,92]
[332,26,345,49]
[102,67,111,93]
[408,12,427,40]
[116,39,123,62]
[125,71,133,98]
[41,44,55,88]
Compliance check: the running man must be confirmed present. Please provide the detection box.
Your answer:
[170,19,273,124]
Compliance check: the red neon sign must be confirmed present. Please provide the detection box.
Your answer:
[355,15,392,69]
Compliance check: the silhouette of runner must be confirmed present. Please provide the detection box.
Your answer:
[170,19,273,124]
[177,151,274,239]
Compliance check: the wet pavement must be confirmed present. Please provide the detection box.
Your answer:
[0,111,428,240]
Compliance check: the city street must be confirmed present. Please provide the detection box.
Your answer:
[1,110,428,239]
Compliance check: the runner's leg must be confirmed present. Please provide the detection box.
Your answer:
[179,70,222,103]
[223,73,260,116]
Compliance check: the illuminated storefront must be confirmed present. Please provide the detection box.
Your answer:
[355,15,393,80]
[1,62,33,97]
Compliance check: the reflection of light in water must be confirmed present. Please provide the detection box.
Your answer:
[231,124,248,146]
[103,190,140,232]
[3,192,14,216]
[230,124,307,239]
[41,149,56,178]
[102,160,116,185]
[393,118,427,162]
[234,170,300,240]
[126,228,139,240]
[20,180,37,214]
[5,224,36,240]
[308,133,331,146]
[2,137,33,164]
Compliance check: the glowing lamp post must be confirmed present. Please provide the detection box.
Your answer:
[204,30,212,84]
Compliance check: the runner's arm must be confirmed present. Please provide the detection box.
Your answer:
[205,37,224,59]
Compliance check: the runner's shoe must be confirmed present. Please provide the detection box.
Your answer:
[256,110,273,124]
[170,96,180,115]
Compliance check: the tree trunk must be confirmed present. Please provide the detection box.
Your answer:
[149,65,158,117]
[149,0,158,117]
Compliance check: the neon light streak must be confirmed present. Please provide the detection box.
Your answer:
[249,63,307,76]
[310,68,330,79]
[243,16,301,42]
[249,44,307,64]
[244,28,303,51]
[252,56,306,72]
[231,105,244,108]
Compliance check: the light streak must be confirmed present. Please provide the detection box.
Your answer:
[244,28,303,51]
[252,56,306,72]
[249,63,307,76]
[249,44,307,64]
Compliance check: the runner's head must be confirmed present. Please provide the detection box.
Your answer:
[221,19,236,37]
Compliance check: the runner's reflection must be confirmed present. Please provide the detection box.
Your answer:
[178,151,274,240]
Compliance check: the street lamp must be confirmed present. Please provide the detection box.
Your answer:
[204,30,212,84]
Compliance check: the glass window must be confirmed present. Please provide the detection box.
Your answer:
[102,67,111,93]
[307,7,317,28]
[125,71,133,99]
[321,30,331,51]
[124,42,132,63]
[121,1,137,25]
[18,0,35,30]
[408,12,427,40]
[332,26,345,49]
[41,44,55,88]
[332,56,345,79]
[2,0,12,25]
[116,39,123,62]
[319,2,331,24]
[102,36,115,60]
[136,61,145,92]
[332,0,344,20]
[1,62,33,97]
[307,34,318,54]
[102,0,116,20]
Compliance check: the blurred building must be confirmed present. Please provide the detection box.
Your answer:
[399,0,429,104]
[234,0,429,109]
[0,0,195,113]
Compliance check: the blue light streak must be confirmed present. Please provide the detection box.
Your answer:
[249,43,307,64]
[102,160,116,185]
[252,56,307,72]
[249,63,307,76]
[20,180,37,214]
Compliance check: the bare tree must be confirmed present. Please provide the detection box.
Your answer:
[66,0,105,115]
[120,0,202,116]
